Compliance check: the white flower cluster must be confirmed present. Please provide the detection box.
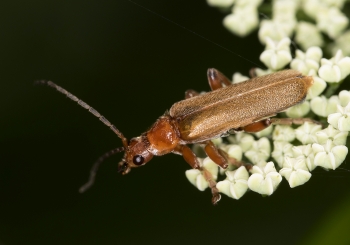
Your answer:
[207,0,350,55]
[185,0,350,201]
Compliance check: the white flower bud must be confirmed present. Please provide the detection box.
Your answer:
[258,20,290,44]
[290,47,322,75]
[207,0,234,8]
[272,141,294,168]
[292,145,316,171]
[316,125,348,145]
[280,156,312,188]
[329,30,350,56]
[217,166,249,199]
[232,72,249,84]
[248,161,282,195]
[245,137,271,164]
[223,6,259,37]
[295,122,322,144]
[328,103,350,132]
[286,101,310,118]
[338,90,350,107]
[260,38,292,70]
[295,21,324,50]
[318,50,350,83]
[228,132,255,152]
[302,0,327,20]
[316,7,348,39]
[306,70,327,100]
[273,125,295,142]
[225,144,243,160]
[312,139,348,170]
[310,95,340,117]
[312,140,348,170]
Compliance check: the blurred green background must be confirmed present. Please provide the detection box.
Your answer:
[1,0,350,244]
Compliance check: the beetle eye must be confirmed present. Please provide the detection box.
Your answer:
[133,155,144,165]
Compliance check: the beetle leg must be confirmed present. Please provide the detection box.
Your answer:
[249,68,257,78]
[173,144,221,204]
[185,89,200,99]
[243,117,322,133]
[228,158,253,171]
[173,145,201,169]
[202,168,221,205]
[204,141,253,171]
[243,119,272,133]
[207,68,231,91]
[270,118,322,126]
[184,69,230,99]
[204,141,228,169]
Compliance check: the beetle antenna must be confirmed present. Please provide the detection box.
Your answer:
[36,80,128,148]
[79,147,125,193]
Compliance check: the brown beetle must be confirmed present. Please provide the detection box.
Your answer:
[37,69,314,204]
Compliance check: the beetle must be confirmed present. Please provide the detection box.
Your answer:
[37,68,315,204]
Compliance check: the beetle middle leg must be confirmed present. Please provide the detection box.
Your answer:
[204,141,228,169]
[203,140,252,170]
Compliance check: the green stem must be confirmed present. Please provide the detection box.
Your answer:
[324,82,341,98]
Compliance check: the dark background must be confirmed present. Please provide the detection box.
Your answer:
[1,1,350,245]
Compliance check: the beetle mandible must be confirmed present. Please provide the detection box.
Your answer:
[38,68,315,204]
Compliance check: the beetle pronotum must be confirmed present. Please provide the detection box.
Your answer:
[38,69,317,204]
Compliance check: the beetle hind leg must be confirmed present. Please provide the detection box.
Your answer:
[184,69,232,99]
[270,118,322,126]
[207,68,232,91]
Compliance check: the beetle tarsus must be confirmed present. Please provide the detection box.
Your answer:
[228,157,252,171]
[201,167,221,204]
[212,193,221,205]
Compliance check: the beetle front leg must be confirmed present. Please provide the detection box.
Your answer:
[173,144,221,204]
[202,167,221,205]
[174,145,201,169]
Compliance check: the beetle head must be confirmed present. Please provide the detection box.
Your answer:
[79,133,154,193]
[118,135,154,174]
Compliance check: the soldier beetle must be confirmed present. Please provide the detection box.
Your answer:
[37,68,316,204]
